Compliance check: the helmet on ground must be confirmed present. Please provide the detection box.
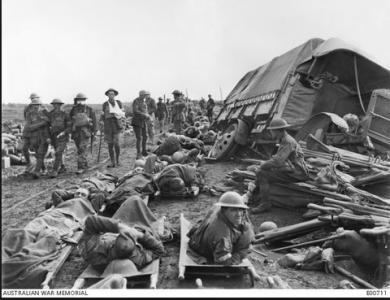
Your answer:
[51,98,64,105]
[134,159,145,168]
[259,221,278,232]
[30,98,42,105]
[29,93,40,100]
[105,88,119,96]
[216,191,248,209]
[74,93,87,100]
[268,118,290,130]
[172,90,182,95]
[172,151,185,163]
[102,258,137,277]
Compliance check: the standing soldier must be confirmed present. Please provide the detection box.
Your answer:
[48,99,71,178]
[101,88,125,168]
[171,90,186,135]
[22,93,40,171]
[206,94,215,123]
[69,93,97,174]
[155,97,169,133]
[144,91,157,145]
[166,98,172,124]
[22,98,51,178]
[131,90,150,159]
[199,97,206,113]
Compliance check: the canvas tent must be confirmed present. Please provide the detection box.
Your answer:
[215,38,390,132]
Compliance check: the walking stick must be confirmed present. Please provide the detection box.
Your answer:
[97,132,103,162]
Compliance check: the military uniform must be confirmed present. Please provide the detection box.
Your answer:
[48,109,71,173]
[79,197,164,272]
[22,104,34,165]
[188,206,254,265]
[206,97,215,123]
[69,104,97,170]
[145,97,157,143]
[155,101,168,132]
[23,105,51,176]
[255,131,309,208]
[171,98,186,134]
[132,97,149,157]
[102,99,124,166]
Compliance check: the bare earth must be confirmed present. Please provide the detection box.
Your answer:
[1,133,362,289]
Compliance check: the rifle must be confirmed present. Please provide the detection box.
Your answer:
[90,134,93,154]
[97,132,103,162]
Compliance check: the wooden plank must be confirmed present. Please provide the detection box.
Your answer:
[41,230,84,289]
[334,265,377,289]
[324,198,390,218]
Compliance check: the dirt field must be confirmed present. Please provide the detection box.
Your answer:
[1,132,364,290]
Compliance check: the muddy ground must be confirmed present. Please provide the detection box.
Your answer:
[2,133,366,290]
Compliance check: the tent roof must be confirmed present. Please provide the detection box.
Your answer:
[224,38,324,104]
[225,38,390,105]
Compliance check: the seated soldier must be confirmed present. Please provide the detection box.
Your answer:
[79,196,164,272]
[187,191,254,265]
[252,118,310,213]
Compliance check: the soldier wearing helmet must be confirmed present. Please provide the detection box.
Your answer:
[22,93,41,170]
[69,93,97,173]
[131,90,152,158]
[144,91,157,145]
[155,163,202,197]
[155,97,169,134]
[206,94,215,123]
[22,94,51,178]
[252,118,309,213]
[171,90,186,134]
[187,191,254,265]
[48,98,71,177]
[79,196,164,272]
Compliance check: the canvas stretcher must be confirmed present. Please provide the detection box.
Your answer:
[178,213,256,287]
[72,216,165,289]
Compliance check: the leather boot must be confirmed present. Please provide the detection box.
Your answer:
[115,144,120,166]
[107,144,115,168]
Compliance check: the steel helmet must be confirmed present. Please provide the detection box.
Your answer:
[134,159,146,168]
[29,93,40,100]
[267,118,290,130]
[74,93,87,100]
[139,90,148,96]
[216,191,248,209]
[102,258,137,277]
[51,98,64,105]
[259,221,278,232]
[172,151,185,163]
[172,90,182,95]
[30,98,42,105]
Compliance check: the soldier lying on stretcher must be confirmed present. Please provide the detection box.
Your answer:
[79,196,165,272]
[187,191,254,265]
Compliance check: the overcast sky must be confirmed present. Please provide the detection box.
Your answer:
[3,0,390,104]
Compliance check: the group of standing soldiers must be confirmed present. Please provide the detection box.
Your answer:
[22,92,99,178]
[21,88,216,177]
